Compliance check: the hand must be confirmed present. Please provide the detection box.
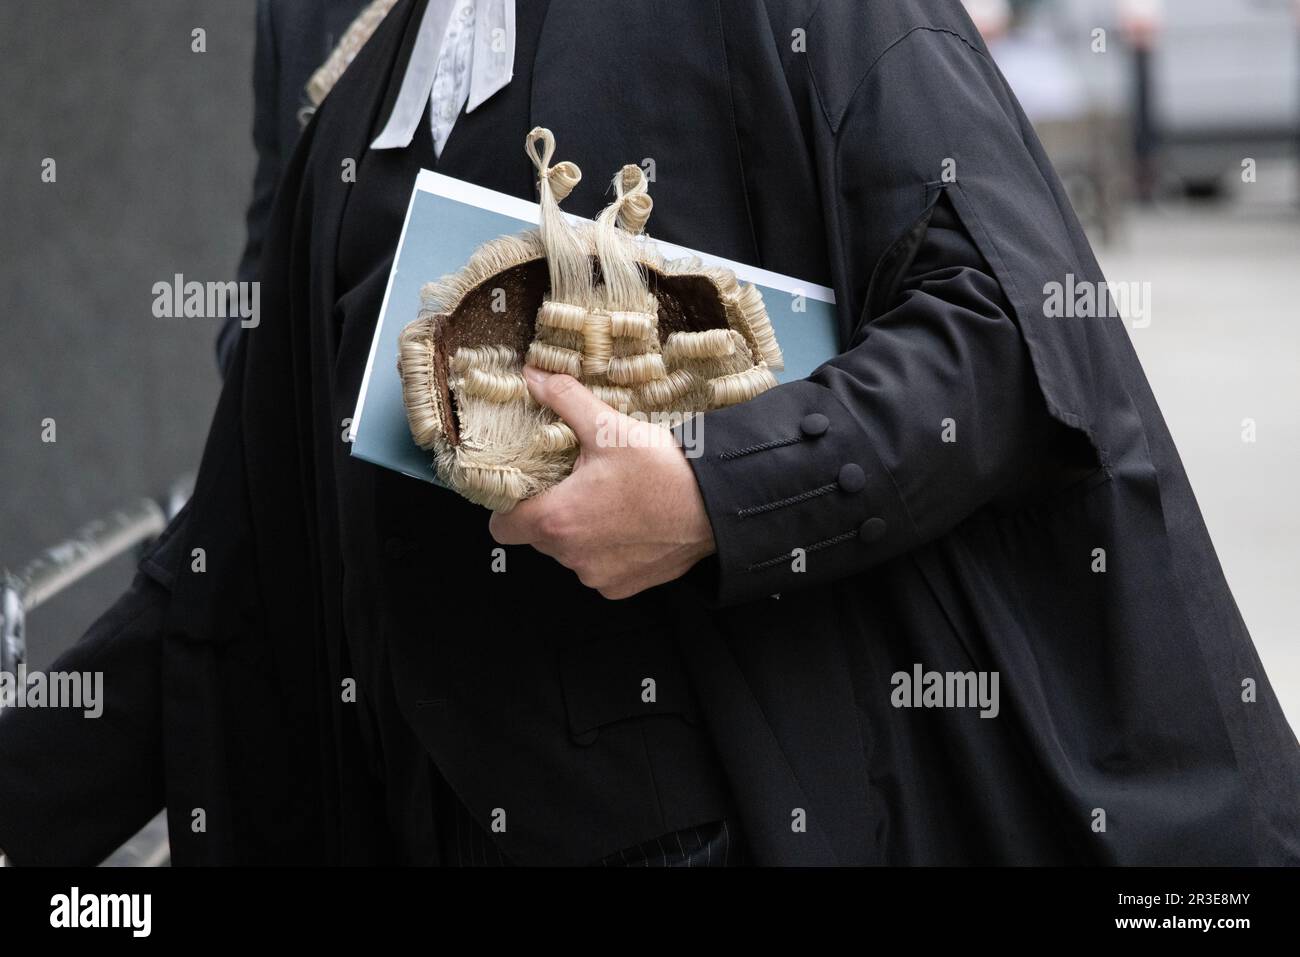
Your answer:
[488,367,717,599]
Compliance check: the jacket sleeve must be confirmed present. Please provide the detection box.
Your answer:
[687,16,1109,610]
[681,25,1086,606]
[685,193,1064,606]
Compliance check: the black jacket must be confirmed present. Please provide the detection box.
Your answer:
[3,0,1296,866]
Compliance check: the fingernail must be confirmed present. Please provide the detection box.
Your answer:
[523,365,549,385]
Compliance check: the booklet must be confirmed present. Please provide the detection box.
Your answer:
[349,170,840,484]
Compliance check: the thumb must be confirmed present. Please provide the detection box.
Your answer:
[524,366,616,449]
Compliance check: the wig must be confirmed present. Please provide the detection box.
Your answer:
[397,129,783,511]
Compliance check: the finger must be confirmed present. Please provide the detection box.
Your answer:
[488,499,545,545]
[523,366,614,448]
[598,586,637,601]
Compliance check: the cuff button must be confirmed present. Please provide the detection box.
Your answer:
[800,412,830,437]
[858,517,887,543]
[838,463,866,493]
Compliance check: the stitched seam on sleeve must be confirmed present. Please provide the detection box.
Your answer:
[719,435,801,461]
[746,528,858,573]
[737,483,836,519]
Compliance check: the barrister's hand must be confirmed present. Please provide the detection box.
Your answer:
[488,367,716,599]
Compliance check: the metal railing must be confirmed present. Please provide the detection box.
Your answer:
[0,476,192,866]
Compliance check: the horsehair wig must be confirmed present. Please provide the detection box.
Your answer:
[396,129,785,510]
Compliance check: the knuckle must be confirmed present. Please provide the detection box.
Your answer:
[487,512,510,543]
[536,507,569,541]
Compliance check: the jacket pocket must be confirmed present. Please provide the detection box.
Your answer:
[558,629,701,746]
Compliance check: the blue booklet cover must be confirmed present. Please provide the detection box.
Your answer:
[349,170,840,483]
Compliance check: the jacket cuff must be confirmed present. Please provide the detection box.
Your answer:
[679,379,915,607]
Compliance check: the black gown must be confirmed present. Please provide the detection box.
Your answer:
[1,0,1296,866]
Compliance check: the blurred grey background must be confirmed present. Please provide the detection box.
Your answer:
[1,0,1298,734]
[0,1,251,664]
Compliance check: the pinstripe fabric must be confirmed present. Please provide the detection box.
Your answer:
[432,761,511,866]
[595,820,748,867]
[430,760,746,866]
